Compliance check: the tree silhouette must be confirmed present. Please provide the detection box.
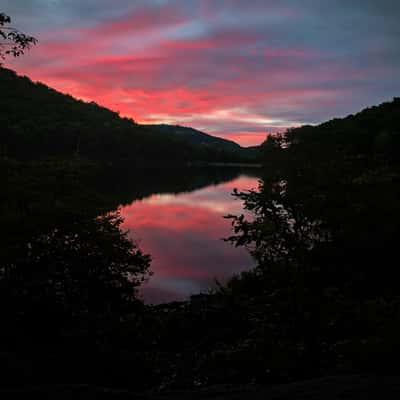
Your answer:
[0,12,37,62]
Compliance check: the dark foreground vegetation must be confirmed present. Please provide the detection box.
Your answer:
[1,375,400,398]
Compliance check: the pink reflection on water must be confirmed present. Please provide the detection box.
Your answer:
[120,174,259,303]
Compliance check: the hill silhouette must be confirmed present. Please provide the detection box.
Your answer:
[147,124,259,159]
[0,68,258,164]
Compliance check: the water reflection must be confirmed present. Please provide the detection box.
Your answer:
[120,175,259,304]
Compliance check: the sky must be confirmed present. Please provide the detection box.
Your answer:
[3,0,400,146]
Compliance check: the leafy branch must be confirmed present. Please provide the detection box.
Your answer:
[0,12,37,62]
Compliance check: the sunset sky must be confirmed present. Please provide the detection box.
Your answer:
[3,0,400,146]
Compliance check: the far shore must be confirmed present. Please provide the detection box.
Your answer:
[188,162,263,168]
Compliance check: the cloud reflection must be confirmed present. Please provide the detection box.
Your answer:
[120,174,257,303]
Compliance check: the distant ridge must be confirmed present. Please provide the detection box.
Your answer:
[146,124,242,151]
[147,124,260,159]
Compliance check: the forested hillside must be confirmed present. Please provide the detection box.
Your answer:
[264,96,400,165]
[0,68,257,164]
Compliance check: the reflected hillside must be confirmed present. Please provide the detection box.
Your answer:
[1,160,259,228]
[102,166,260,207]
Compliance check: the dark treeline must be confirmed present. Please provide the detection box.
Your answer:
[0,68,258,164]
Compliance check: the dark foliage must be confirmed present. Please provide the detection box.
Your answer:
[0,190,152,383]
[0,13,37,62]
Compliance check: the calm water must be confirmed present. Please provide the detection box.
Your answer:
[120,174,259,304]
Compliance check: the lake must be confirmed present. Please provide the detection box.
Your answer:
[119,172,260,304]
